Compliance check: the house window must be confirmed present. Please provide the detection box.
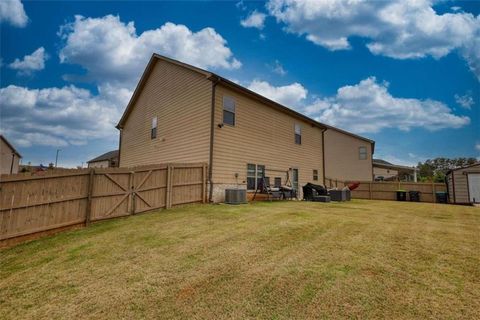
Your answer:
[247,164,256,190]
[264,177,270,188]
[151,116,157,139]
[223,96,235,126]
[247,163,265,190]
[257,165,265,189]
[359,146,367,160]
[274,177,282,188]
[294,124,302,145]
[313,170,318,181]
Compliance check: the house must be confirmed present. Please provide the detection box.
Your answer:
[0,135,22,174]
[373,159,417,182]
[87,150,119,168]
[446,163,480,204]
[116,54,374,202]
[324,126,374,181]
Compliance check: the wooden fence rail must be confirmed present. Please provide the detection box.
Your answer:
[325,177,446,203]
[0,163,207,246]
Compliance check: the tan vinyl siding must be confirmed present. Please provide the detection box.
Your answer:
[1,139,20,174]
[120,59,211,167]
[212,84,324,195]
[448,164,480,204]
[88,160,110,168]
[373,167,398,180]
[324,129,373,181]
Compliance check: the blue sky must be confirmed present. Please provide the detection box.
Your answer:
[1,0,479,168]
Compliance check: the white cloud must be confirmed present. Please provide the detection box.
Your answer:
[0,84,127,148]
[58,15,241,88]
[236,1,247,11]
[241,10,267,29]
[246,77,469,134]
[0,15,242,149]
[8,47,48,75]
[476,142,480,152]
[303,77,470,133]
[247,80,307,106]
[268,60,287,75]
[267,0,480,80]
[454,92,475,109]
[0,0,28,27]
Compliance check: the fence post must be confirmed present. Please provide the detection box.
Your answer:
[202,164,207,203]
[432,182,436,203]
[129,171,135,214]
[85,168,95,226]
[166,165,172,209]
[369,182,372,200]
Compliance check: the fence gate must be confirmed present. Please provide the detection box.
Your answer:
[90,164,206,221]
[131,166,169,214]
[0,163,207,246]
[91,169,133,221]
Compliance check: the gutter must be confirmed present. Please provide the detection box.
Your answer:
[208,77,220,202]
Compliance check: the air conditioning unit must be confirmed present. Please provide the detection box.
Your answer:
[225,189,247,204]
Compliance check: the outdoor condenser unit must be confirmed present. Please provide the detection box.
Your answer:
[225,189,247,204]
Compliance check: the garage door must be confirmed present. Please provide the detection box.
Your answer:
[468,173,480,203]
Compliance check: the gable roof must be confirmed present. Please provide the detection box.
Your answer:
[1,135,22,158]
[116,53,374,149]
[87,150,119,163]
[373,159,393,166]
[446,162,480,174]
[373,158,416,171]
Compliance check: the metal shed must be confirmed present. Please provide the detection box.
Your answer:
[446,163,480,204]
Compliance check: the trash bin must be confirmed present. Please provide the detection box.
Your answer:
[409,191,420,202]
[435,191,448,204]
[396,190,407,201]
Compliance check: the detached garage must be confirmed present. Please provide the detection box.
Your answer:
[446,163,480,205]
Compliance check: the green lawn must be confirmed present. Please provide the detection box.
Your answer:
[1,200,479,319]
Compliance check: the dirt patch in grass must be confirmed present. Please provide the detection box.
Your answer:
[1,200,479,319]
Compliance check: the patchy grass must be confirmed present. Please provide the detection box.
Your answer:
[1,200,479,319]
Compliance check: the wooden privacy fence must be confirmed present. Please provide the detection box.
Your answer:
[0,163,207,245]
[325,178,446,203]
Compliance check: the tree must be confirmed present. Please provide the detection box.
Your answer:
[417,157,477,182]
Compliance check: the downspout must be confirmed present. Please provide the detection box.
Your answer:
[208,77,220,202]
[10,153,15,174]
[118,128,123,167]
[321,129,326,186]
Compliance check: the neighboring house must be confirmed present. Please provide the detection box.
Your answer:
[324,126,374,181]
[87,150,119,168]
[116,54,374,202]
[373,159,417,182]
[446,163,480,204]
[0,135,22,174]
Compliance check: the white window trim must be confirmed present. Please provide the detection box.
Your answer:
[223,96,236,126]
[294,123,302,145]
[151,116,158,139]
[247,164,265,191]
[359,146,368,160]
